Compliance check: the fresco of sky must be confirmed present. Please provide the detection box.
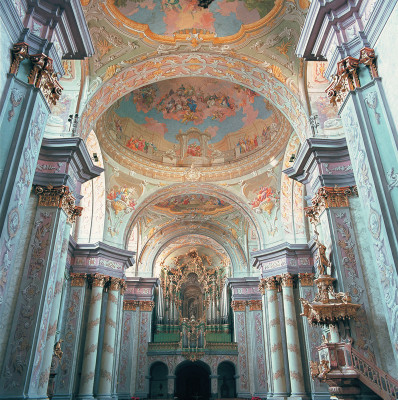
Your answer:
[113,0,276,36]
[114,78,273,144]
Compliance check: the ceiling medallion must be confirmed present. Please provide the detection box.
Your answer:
[184,164,202,181]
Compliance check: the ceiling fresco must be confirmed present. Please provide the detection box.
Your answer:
[154,194,233,215]
[112,0,277,37]
[96,84,292,180]
[106,77,279,167]
[73,0,312,272]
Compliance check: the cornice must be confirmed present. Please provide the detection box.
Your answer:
[296,0,361,60]
[252,242,313,276]
[283,137,355,192]
[70,241,135,277]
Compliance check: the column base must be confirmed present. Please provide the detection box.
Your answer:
[75,395,96,400]
[288,396,310,400]
[96,395,114,400]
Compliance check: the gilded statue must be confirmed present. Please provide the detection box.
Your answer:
[314,236,331,276]
[54,339,63,360]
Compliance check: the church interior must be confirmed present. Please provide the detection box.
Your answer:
[0,0,397,399]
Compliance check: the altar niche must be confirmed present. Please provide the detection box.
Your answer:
[175,361,211,400]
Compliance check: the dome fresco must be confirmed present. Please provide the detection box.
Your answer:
[98,77,292,179]
[112,0,277,37]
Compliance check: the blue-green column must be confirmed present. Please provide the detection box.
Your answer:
[117,300,140,399]
[53,273,88,400]
[340,74,398,363]
[36,220,73,397]
[78,274,109,400]
[261,277,288,399]
[98,278,124,399]
[280,273,306,399]
[0,185,77,399]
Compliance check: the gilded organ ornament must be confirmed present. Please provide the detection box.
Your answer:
[157,248,229,359]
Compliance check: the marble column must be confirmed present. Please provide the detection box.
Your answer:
[135,301,155,398]
[262,276,288,399]
[37,221,73,397]
[78,274,108,399]
[117,300,139,399]
[280,273,306,399]
[97,278,124,399]
[231,300,250,398]
[53,273,88,399]
[0,185,80,399]
[248,299,268,397]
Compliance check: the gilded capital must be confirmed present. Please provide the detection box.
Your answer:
[262,276,279,291]
[70,273,86,287]
[34,185,83,224]
[10,42,29,75]
[327,47,378,106]
[139,300,155,312]
[231,300,247,312]
[120,279,127,295]
[280,273,294,288]
[109,277,123,291]
[9,43,63,106]
[90,273,109,288]
[248,299,262,311]
[305,186,357,224]
[298,273,315,287]
[123,300,139,311]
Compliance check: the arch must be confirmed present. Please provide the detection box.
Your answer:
[137,221,247,277]
[123,182,264,249]
[175,360,211,400]
[79,53,310,145]
[149,361,168,399]
[217,361,236,399]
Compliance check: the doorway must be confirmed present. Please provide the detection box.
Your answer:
[175,361,210,400]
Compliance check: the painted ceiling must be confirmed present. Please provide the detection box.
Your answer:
[112,0,277,37]
[96,78,292,180]
[74,0,312,273]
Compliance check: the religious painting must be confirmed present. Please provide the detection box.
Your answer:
[154,194,231,215]
[105,77,277,166]
[249,186,279,215]
[112,0,277,37]
[107,185,136,214]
